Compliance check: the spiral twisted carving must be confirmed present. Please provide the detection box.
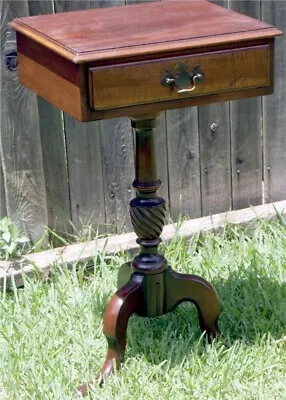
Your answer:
[129,197,166,240]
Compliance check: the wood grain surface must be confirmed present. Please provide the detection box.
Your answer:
[89,45,271,110]
[166,107,201,220]
[199,102,232,215]
[9,0,281,63]
[229,0,263,210]
[18,52,84,120]
[262,1,286,203]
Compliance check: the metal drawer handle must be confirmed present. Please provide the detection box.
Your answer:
[161,64,204,94]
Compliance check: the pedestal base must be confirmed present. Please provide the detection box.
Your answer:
[77,262,220,395]
[77,114,220,396]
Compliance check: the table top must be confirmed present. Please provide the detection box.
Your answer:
[9,0,282,121]
[9,0,281,64]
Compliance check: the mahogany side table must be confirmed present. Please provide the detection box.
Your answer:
[10,0,281,393]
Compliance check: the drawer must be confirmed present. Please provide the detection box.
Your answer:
[89,45,271,111]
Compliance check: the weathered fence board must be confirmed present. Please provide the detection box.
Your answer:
[166,107,201,221]
[3,200,286,290]
[155,112,169,205]
[198,1,231,216]
[99,117,134,234]
[0,161,6,218]
[1,0,48,241]
[1,0,286,240]
[199,102,232,215]
[229,0,263,210]
[27,1,72,235]
[53,0,106,235]
[262,1,286,203]
[64,116,106,232]
[37,100,72,234]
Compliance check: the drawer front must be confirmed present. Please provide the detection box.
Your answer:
[89,45,270,110]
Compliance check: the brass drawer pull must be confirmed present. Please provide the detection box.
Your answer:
[161,64,204,94]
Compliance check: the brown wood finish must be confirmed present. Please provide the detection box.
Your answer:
[17,33,80,85]
[9,1,281,63]
[87,86,274,121]
[10,1,281,121]
[16,47,275,122]
[17,52,86,121]
[89,45,271,110]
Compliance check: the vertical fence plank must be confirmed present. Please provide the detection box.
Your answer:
[28,1,72,235]
[199,0,231,216]
[166,107,201,221]
[0,0,48,240]
[64,117,105,232]
[155,113,169,206]
[95,0,134,234]
[99,117,134,234]
[229,0,263,210]
[53,0,106,234]
[37,101,72,235]
[199,103,232,215]
[0,160,6,218]
[262,1,286,203]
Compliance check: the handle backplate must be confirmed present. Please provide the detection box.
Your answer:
[161,64,204,94]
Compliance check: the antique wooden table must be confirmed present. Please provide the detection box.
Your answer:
[10,0,281,393]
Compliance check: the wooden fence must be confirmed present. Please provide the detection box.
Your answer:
[1,0,286,241]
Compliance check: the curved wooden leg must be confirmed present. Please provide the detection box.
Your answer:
[165,267,220,337]
[77,273,144,395]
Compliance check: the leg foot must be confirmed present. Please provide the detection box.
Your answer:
[165,267,220,337]
[77,273,144,395]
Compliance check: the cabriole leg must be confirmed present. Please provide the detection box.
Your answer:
[165,267,220,337]
[77,273,144,395]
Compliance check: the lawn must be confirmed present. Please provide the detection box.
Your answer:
[0,220,285,399]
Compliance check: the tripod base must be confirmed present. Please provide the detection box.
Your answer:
[77,263,220,395]
[76,114,220,396]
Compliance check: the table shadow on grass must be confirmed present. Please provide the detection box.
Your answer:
[122,269,286,367]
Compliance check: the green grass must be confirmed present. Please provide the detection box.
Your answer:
[0,220,286,399]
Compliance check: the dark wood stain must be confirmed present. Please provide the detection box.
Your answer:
[10,1,281,63]
[17,33,80,86]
